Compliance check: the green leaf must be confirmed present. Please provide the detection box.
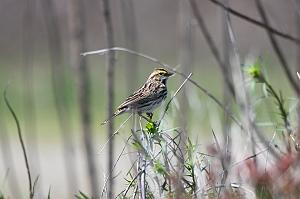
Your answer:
[154,160,167,175]
[245,59,263,82]
[255,183,273,199]
[145,122,157,135]
[75,191,91,199]
[0,192,4,199]
[47,187,51,199]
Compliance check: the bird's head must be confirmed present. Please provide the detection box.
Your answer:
[148,68,174,83]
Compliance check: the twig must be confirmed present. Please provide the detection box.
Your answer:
[0,102,21,198]
[123,169,144,197]
[208,0,300,44]
[82,47,242,129]
[98,113,133,155]
[159,73,192,125]
[229,131,276,170]
[101,135,132,198]
[4,88,33,199]
[231,148,269,169]
[81,47,170,68]
[212,129,226,198]
[255,0,300,96]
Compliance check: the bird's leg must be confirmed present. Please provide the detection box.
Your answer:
[138,113,158,129]
[145,112,158,128]
[146,112,153,120]
[138,113,152,123]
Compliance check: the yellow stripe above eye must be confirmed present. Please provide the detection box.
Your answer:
[155,68,168,74]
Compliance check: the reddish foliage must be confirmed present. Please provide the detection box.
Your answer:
[241,151,298,197]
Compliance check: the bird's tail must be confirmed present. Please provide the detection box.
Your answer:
[100,108,125,125]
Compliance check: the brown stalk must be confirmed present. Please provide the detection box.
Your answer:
[219,0,232,194]
[175,1,194,196]
[101,0,116,198]
[67,0,100,198]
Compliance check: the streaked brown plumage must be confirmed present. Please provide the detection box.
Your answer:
[101,68,174,125]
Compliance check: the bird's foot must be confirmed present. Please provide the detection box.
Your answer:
[146,112,153,120]
[139,112,159,128]
[138,113,152,123]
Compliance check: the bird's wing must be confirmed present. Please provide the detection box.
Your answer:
[116,82,159,110]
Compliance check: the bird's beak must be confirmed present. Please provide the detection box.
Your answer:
[167,71,175,77]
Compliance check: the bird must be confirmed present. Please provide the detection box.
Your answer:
[101,68,174,125]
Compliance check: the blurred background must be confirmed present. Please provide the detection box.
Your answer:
[0,0,299,198]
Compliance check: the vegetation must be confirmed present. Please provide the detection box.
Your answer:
[1,0,300,198]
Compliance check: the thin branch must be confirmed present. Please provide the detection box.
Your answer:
[4,88,33,199]
[98,113,133,155]
[230,148,269,168]
[82,47,243,129]
[208,0,300,44]
[159,73,192,125]
[255,0,300,96]
[81,47,169,68]
[188,0,235,96]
